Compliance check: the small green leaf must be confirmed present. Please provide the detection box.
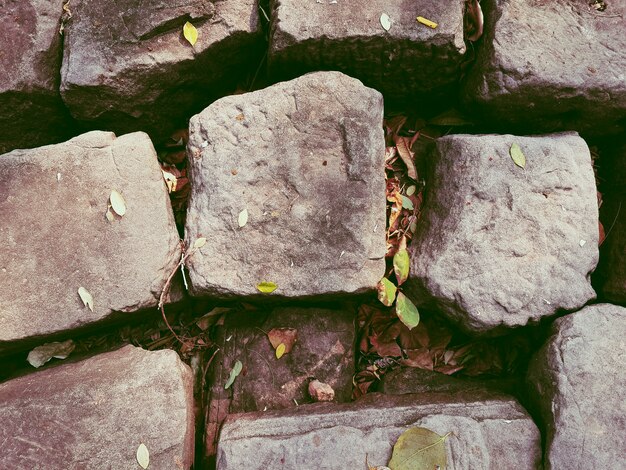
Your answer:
[396,292,420,330]
[256,281,277,293]
[406,185,416,196]
[275,343,286,359]
[510,143,526,169]
[183,21,198,46]
[388,427,449,470]
[224,360,243,389]
[194,237,207,249]
[136,443,150,469]
[78,286,94,311]
[377,278,397,306]
[380,12,392,31]
[400,195,414,211]
[393,249,410,285]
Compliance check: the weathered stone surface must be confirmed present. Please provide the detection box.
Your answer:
[205,306,355,457]
[380,367,522,398]
[0,0,74,153]
[217,391,541,469]
[404,132,598,334]
[269,0,466,104]
[462,0,626,136]
[185,72,386,299]
[527,304,626,469]
[0,345,194,469]
[60,0,263,138]
[0,131,181,346]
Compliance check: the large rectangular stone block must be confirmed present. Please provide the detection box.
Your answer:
[269,0,466,104]
[217,391,541,469]
[0,131,181,347]
[185,72,386,299]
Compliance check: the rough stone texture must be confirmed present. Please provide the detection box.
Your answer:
[380,367,522,398]
[217,391,541,469]
[404,132,599,334]
[185,72,386,299]
[205,306,355,457]
[0,131,181,347]
[527,304,626,469]
[0,0,74,153]
[269,0,466,105]
[462,0,626,136]
[0,345,194,469]
[60,0,263,139]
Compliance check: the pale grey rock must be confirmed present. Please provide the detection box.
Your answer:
[404,132,598,334]
[60,0,263,138]
[527,304,626,469]
[217,391,541,469]
[462,0,626,136]
[269,0,466,104]
[0,345,194,469]
[185,71,386,299]
[0,131,181,347]
[0,0,73,153]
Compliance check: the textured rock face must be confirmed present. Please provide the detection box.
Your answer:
[217,391,541,469]
[185,71,386,299]
[462,0,626,136]
[60,0,263,138]
[404,133,598,334]
[269,0,466,104]
[205,306,355,457]
[527,304,626,469]
[0,131,181,346]
[0,0,73,153]
[0,345,194,469]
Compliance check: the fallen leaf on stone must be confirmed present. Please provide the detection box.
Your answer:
[268,327,298,355]
[224,360,243,389]
[509,143,526,169]
[387,427,449,469]
[256,281,277,293]
[183,21,198,46]
[416,16,438,29]
[27,339,75,368]
[275,343,286,359]
[377,278,397,307]
[136,443,149,469]
[406,185,416,196]
[109,190,126,216]
[238,208,249,227]
[78,286,94,311]
[396,292,419,330]
[393,249,410,285]
[394,136,418,180]
[380,13,392,31]
[194,237,207,249]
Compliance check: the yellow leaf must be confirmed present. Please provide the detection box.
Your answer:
[183,21,198,46]
[109,190,126,216]
[275,343,286,359]
[416,16,438,29]
[256,281,277,293]
[136,443,149,469]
